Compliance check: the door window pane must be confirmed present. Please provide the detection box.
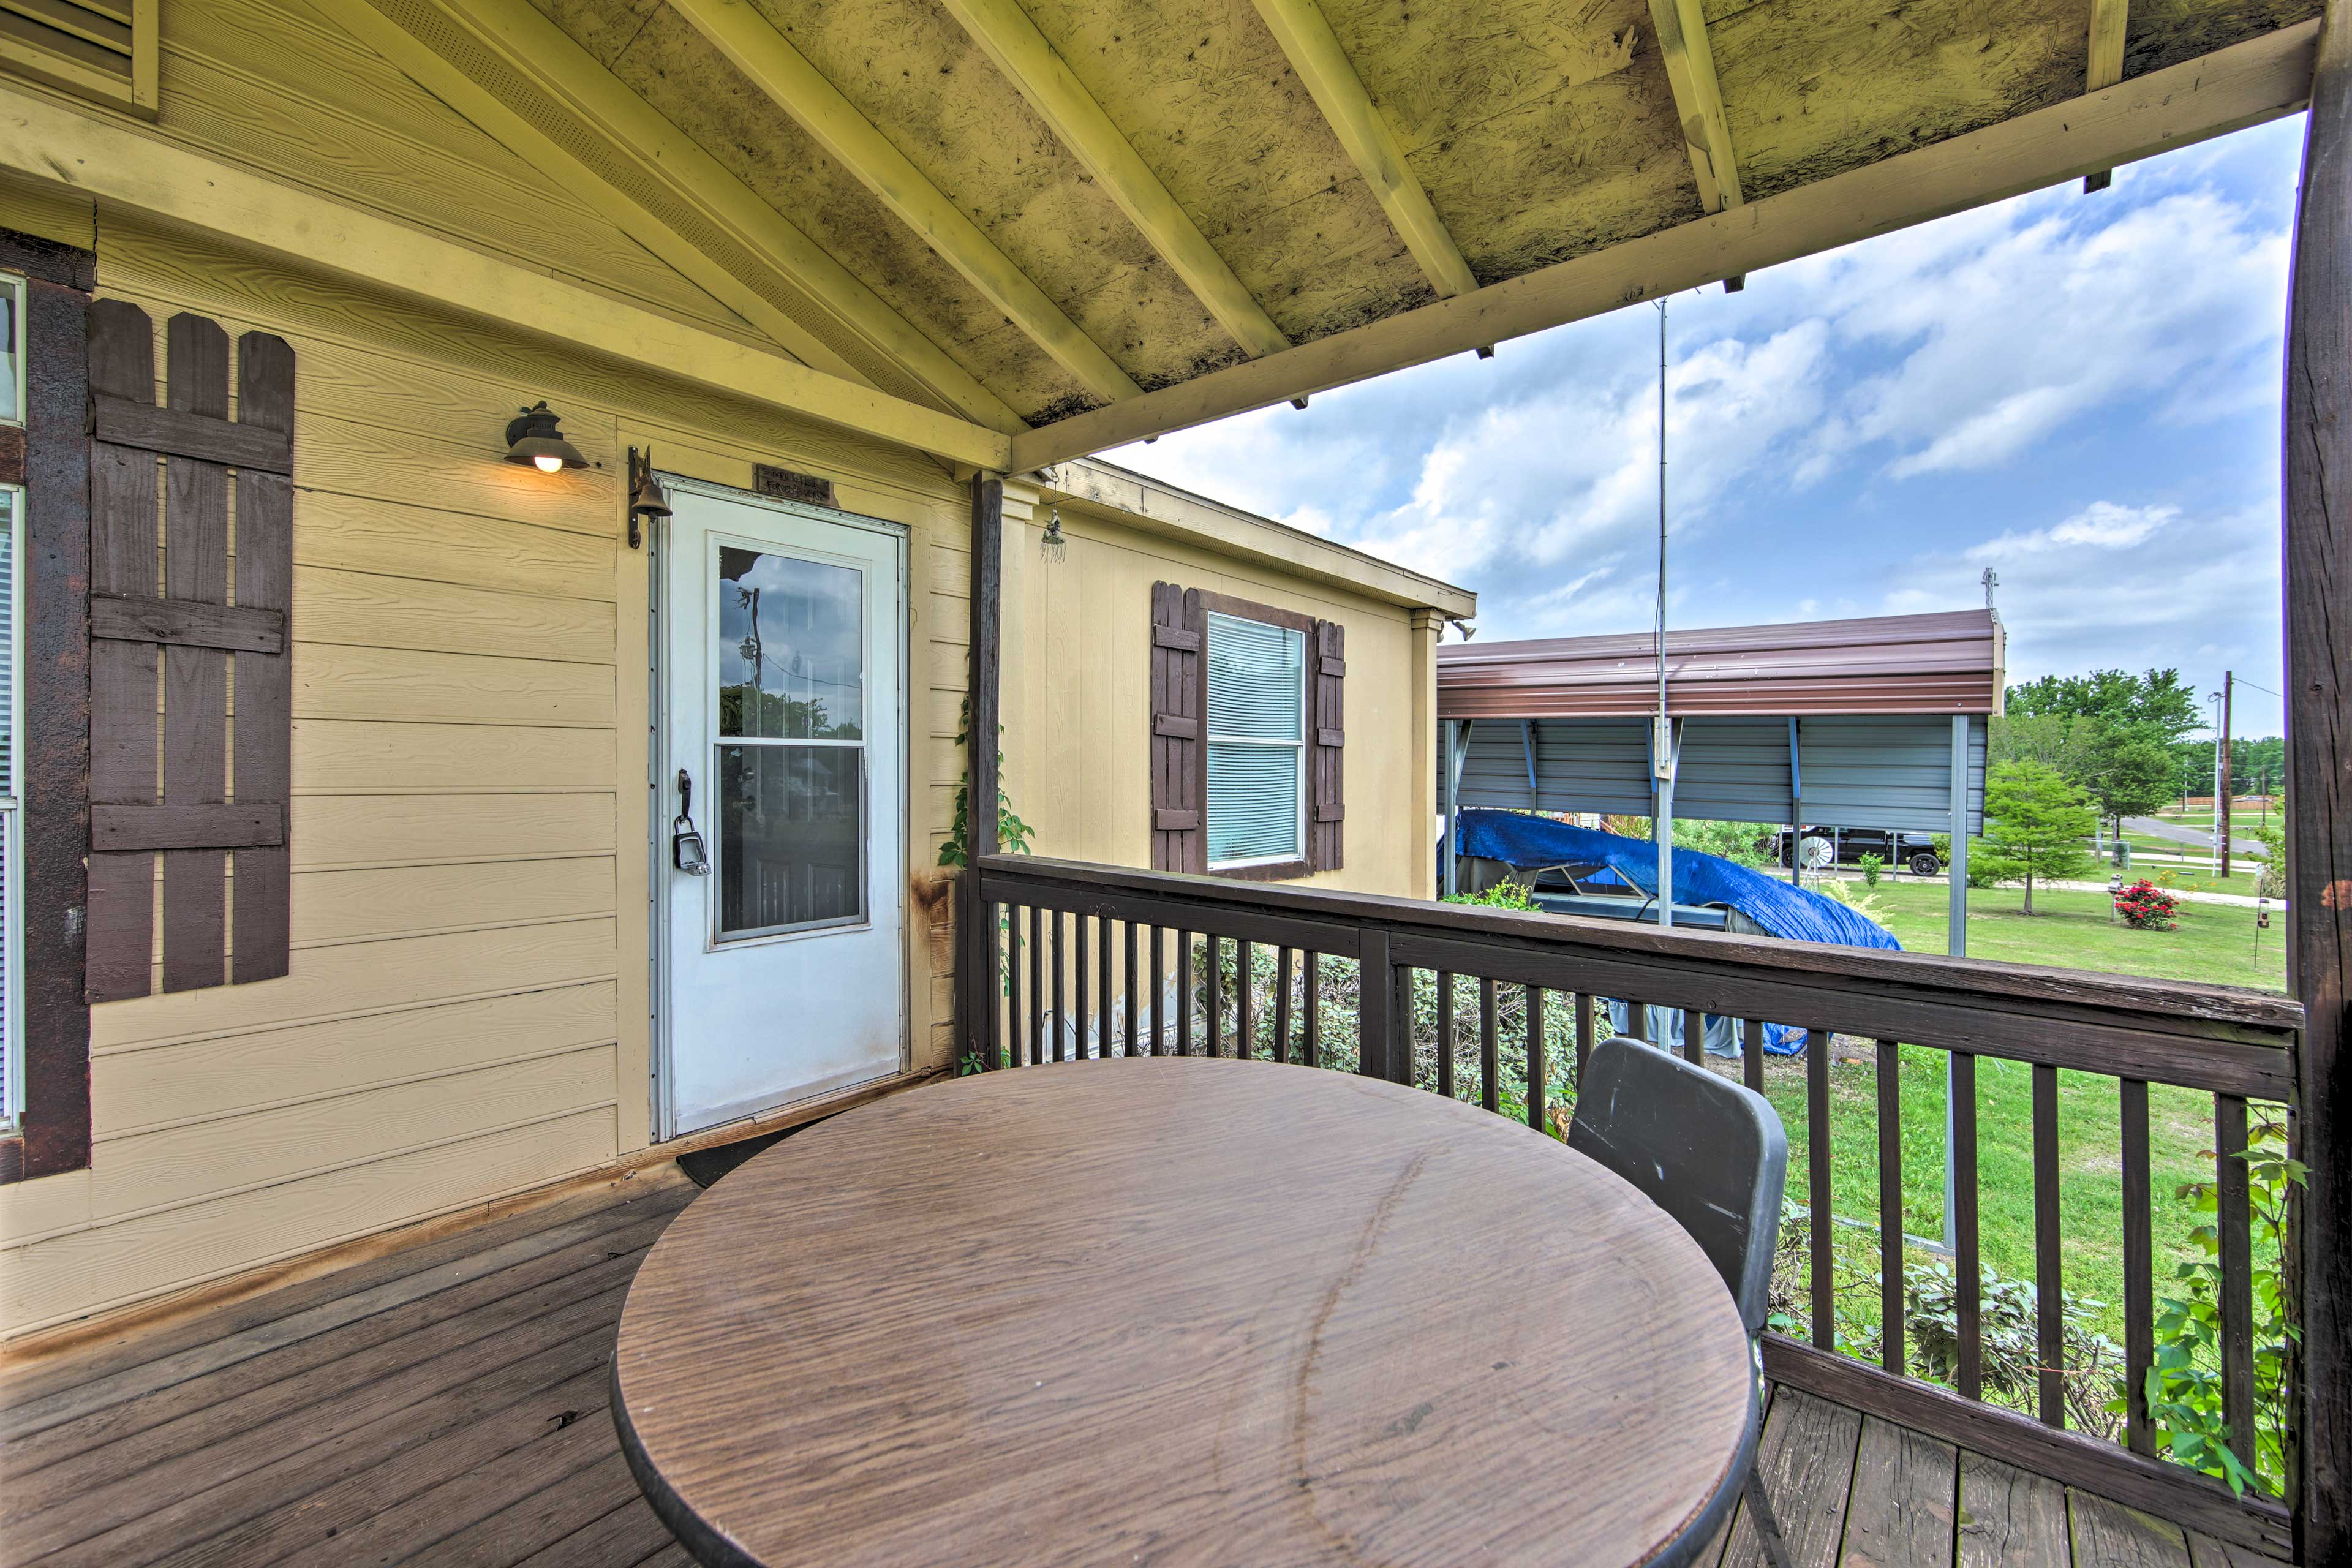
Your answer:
[1205,612,1305,865]
[717,546,864,739]
[717,744,864,936]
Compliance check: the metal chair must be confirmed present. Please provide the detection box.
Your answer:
[1568,1036,1795,1568]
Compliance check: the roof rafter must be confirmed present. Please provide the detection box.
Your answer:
[1245,0,1478,300]
[668,0,1140,408]
[2084,0,2132,189]
[935,0,1291,358]
[0,82,1014,470]
[1008,18,2318,472]
[1647,0,1744,214]
[330,0,1025,435]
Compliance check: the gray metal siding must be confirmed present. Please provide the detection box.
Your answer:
[1798,716,1985,835]
[1445,714,1985,834]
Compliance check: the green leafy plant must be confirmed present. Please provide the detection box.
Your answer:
[938,693,1035,867]
[1858,852,1883,888]
[2132,1112,2303,1495]
[957,1050,986,1076]
[1907,1259,2124,1438]
[2254,819,2286,899]
[1442,876,1537,910]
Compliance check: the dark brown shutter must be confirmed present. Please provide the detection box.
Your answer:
[1149,582,1203,872]
[1309,619,1345,872]
[85,301,295,1000]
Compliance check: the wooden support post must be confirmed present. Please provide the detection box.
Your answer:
[2286,5,2350,1557]
[962,475,1003,1068]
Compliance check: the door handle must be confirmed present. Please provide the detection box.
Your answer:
[673,767,710,875]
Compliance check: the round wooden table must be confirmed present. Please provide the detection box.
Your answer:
[614,1057,1755,1567]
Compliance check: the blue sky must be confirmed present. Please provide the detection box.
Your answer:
[1106,117,2307,738]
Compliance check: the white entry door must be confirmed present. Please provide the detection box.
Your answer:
[658,480,907,1138]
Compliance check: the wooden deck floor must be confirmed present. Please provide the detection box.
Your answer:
[0,1162,2288,1568]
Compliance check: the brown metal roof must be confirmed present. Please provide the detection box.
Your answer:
[1437,610,2005,720]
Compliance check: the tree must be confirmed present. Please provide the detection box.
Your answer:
[2005,668,2202,744]
[1975,761,2098,914]
[2075,720,2177,826]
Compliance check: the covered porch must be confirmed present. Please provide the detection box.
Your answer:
[0,1161,2286,1567]
[0,0,2343,1553]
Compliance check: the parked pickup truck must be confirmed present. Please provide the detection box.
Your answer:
[1763,826,1943,877]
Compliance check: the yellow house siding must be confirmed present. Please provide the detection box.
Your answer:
[0,187,978,1335]
[1000,491,1429,895]
[0,151,1444,1335]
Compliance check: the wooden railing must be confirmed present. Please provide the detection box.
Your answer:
[970,853,2305,1558]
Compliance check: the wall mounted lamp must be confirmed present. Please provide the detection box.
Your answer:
[503,401,589,473]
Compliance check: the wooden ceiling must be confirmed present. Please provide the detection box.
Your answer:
[342,0,2323,467]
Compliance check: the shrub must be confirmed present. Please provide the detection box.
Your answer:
[2113,878,2177,930]
[2133,1111,2303,1495]
[1858,852,1883,888]
[1444,876,1536,911]
[1931,833,1954,868]
[1907,1260,2123,1439]
[2255,820,2286,899]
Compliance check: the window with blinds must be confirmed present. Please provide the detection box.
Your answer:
[0,484,20,1131]
[1205,611,1305,868]
[0,0,159,118]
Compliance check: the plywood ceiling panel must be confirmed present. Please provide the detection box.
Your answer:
[1317,0,1697,282]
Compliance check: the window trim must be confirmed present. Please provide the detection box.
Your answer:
[0,227,93,1187]
[1192,592,1318,884]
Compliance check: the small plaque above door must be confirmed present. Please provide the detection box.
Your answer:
[753,464,836,508]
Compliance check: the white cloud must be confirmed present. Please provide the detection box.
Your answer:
[1965,500,2179,559]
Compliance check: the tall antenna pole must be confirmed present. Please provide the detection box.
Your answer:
[1654,298,1674,930]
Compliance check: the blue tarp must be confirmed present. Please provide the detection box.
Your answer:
[1454,808,1902,1057]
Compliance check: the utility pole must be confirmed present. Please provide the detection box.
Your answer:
[1653,298,1673,930]
[2218,671,2235,878]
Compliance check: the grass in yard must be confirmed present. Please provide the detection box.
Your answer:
[1856,879,2285,992]
[1734,1047,2237,1360]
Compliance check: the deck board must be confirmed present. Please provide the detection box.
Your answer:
[0,1167,2296,1568]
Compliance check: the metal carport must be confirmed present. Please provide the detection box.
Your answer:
[1438,609,2003,958]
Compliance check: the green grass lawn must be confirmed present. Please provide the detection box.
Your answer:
[1733,1047,2239,1356]
[1853,879,2285,991]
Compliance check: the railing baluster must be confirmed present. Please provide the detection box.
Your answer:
[1052,909,1068,1062]
[1148,924,1166,1055]
[1006,905,1022,1069]
[983,899,1003,1069]
[1177,930,1194,1057]
[1626,998,1649,1043]
[1741,1016,1763,1093]
[1101,918,1117,1057]
[1436,972,1456,1099]
[1301,952,1321,1068]
[1479,979,1499,1113]
[1237,939,1256,1060]
[1028,905,1044,1065]
[1074,914,1091,1061]
[1125,921,1140,1057]
[2216,1093,2257,1470]
[1274,946,1294,1065]
[1526,986,1547,1133]
[1204,935,1223,1057]
[1953,1052,1981,1401]
[2033,1062,2064,1427]
[1877,1038,1903,1376]
[1809,1024,1834,1351]
[1681,1005,1703,1066]
[1357,929,1396,1080]
[1573,991,1592,1096]
[2120,1077,2154,1455]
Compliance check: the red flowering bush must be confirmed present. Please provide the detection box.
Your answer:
[2113,878,2177,930]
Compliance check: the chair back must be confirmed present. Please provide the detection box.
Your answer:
[1567,1038,1789,1337]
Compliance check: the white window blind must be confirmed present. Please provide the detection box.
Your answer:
[1205,611,1305,866]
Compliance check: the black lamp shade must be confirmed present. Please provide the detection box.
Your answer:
[503,402,589,471]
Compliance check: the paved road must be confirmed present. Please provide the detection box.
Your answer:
[2122,815,2269,859]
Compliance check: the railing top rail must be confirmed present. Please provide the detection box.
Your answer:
[976,855,2301,1098]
